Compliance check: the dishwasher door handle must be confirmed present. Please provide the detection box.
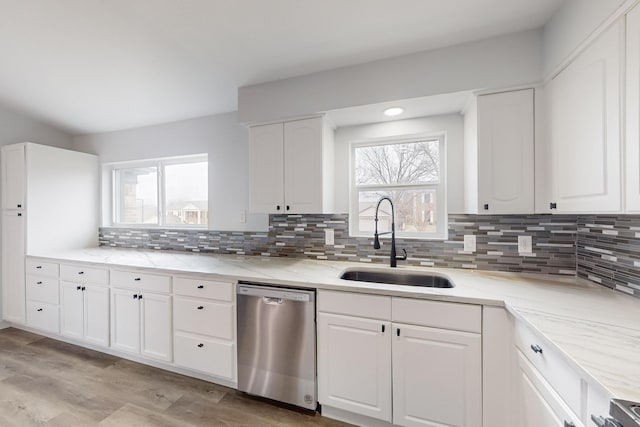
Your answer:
[262,296,284,305]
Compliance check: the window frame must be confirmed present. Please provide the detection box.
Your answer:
[349,133,447,240]
[108,154,208,229]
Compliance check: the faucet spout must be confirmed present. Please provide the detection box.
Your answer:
[373,197,407,267]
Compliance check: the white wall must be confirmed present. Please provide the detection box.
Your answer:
[0,105,73,149]
[543,0,629,77]
[73,112,268,232]
[239,29,543,124]
[333,114,465,214]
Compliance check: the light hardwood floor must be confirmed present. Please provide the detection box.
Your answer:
[0,328,352,426]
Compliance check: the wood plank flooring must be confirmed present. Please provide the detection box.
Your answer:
[0,328,352,426]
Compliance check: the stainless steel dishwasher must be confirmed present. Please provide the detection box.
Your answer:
[237,282,317,410]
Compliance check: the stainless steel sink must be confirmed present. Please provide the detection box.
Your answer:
[339,269,455,288]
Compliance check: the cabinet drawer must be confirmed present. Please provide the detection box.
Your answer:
[392,298,481,333]
[26,259,59,278]
[111,270,171,293]
[26,275,59,304]
[174,332,235,380]
[174,277,233,301]
[26,301,59,333]
[60,264,108,285]
[515,320,582,417]
[174,297,233,340]
[318,290,391,320]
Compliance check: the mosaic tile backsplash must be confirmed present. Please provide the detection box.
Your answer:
[99,213,640,299]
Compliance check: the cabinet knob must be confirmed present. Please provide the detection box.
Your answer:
[37,308,43,312]
[550,202,557,210]
[17,213,22,217]
[17,204,21,208]
[36,281,42,285]
[134,277,141,281]
[138,294,143,300]
[77,286,81,290]
[197,306,204,310]
[133,294,138,299]
[483,204,489,210]
[78,271,84,275]
[197,285,204,289]
[286,205,290,211]
[36,266,42,269]
[276,205,281,211]
[81,286,86,291]
[197,343,204,348]
[531,344,543,354]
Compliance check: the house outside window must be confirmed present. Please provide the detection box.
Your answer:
[111,154,208,227]
[350,135,447,239]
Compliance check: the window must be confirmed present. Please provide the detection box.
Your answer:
[111,155,208,227]
[350,135,446,239]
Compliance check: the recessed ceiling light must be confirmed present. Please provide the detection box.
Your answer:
[383,107,404,117]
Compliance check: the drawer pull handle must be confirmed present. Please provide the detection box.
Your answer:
[134,277,141,281]
[197,285,204,289]
[81,286,86,291]
[77,286,81,290]
[36,281,42,285]
[37,308,43,312]
[36,266,42,269]
[531,344,543,354]
[381,325,385,333]
[78,271,84,275]
[197,306,204,310]
[197,343,204,348]
[396,328,401,337]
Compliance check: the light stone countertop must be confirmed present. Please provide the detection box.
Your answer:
[29,247,640,402]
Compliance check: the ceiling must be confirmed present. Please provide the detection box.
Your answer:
[0,0,563,135]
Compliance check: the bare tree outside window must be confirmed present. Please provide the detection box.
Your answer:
[352,138,445,237]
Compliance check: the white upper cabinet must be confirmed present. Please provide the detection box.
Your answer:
[463,89,535,214]
[1,144,25,210]
[249,123,285,213]
[545,19,623,213]
[249,117,334,214]
[626,4,640,212]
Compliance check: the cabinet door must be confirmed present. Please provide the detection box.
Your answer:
[2,211,25,324]
[393,324,481,427]
[249,122,284,213]
[84,285,109,347]
[477,89,534,214]
[516,350,581,427]
[626,4,640,211]
[317,313,392,422]
[1,144,25,210]
[140,292,172,362]
[60,282,84,340]
[110,288,140,354]
[547,20,623,213]
[284,117,323,213]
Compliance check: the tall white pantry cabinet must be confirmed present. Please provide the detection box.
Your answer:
[1,143,99,324]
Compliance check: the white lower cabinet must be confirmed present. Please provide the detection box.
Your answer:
[60,282,109,347]
[111,287,173,362]
[393,324,482,427]
[172,276,236,381]
[317,313,392,422]
[2,211,26,324]
[317,291,482,427]
[516,350,582,427]
[25,301,59,333]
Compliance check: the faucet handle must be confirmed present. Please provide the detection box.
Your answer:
[396,249,408,261]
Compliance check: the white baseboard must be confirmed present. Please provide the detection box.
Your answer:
[321,405,393,427]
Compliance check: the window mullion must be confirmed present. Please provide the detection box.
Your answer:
[158,162,164,226]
